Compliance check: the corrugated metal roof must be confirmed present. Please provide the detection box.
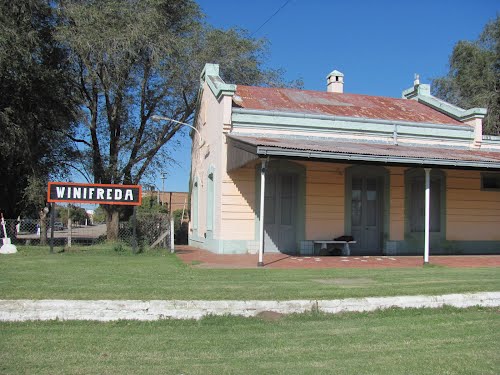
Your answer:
[227,135,500,169]
[233,86,465,126]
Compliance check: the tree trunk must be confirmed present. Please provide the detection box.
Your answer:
[106,207,120,241]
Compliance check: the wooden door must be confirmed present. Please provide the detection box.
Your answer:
[350,175,383,255]
[264,173,297,253]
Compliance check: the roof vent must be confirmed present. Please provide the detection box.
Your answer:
[327,69,344,93]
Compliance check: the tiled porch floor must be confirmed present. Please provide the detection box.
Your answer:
[175,246,500,269]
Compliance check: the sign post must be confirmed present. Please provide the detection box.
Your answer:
[131,206,138,253]
[49,202,55,254]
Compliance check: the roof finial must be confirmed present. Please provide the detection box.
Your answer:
[414,73,420,86]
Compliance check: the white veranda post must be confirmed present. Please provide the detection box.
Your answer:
[424,168,431,264]
[258,159,267,267]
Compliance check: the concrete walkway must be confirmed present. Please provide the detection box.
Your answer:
[1,292,498,321]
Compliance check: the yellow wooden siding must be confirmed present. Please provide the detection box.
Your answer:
[446,170,500,240]
[220,167,255,240]
[389,167,405,240]
[302,162,346,239]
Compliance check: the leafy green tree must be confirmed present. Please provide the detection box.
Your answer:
[57,0,297,240]
[57,204,89,225]
[433,16,500,135]
[139,190,168,214]
[92,206,107,224]
[0,0,80,220]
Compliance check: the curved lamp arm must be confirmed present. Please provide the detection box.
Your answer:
[151,115,205,148]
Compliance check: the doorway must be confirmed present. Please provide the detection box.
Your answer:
[264,172,298,253]
[347,166,387,255]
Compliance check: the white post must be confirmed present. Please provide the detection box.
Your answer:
[0,214,17,254]
[1,216,7,238]
[170,215,175,253]
[424,168,431,264]
[258,159,267,267]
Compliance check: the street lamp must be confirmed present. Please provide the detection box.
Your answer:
[151,115,205,147]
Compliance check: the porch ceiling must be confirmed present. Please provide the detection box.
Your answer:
[227,134,500,170]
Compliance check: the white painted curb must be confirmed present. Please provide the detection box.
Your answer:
[0,292,498,322]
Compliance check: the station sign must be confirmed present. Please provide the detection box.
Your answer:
[47,182,142,206]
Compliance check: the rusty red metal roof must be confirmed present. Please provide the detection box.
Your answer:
[228,135,500,169]
[233,86,464,126]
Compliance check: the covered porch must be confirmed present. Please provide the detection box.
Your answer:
[226,135,500,266]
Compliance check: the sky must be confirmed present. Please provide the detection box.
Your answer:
[157,0,499,193]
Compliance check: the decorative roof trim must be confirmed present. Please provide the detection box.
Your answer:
[200,63,236,100]
[402,83,487,121]
[417,95,487,121]
[232,107,472,132]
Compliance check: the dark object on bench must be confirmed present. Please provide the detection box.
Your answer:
[334,235,354,242]
[318,246,342,256]
[327,246,343,256]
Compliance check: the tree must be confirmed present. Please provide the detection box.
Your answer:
[140,189,168,214]
[0,0,80,221]
[57,0,297,240]
[92,206,106,224]
[57,204,88,225]
[433,16,500,135]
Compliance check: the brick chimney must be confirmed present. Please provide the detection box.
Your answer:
[327,70,344,93]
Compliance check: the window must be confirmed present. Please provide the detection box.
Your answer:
[407,170,443,233]
[481,173,500,191]
[192,181,198,230]
[206,172,214,231]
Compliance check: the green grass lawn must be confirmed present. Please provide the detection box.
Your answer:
[0,245,498,300]
[0,307,498,374]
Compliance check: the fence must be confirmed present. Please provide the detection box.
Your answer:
[1,214,186,250]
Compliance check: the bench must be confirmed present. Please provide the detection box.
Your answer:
[313,240,356,256]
